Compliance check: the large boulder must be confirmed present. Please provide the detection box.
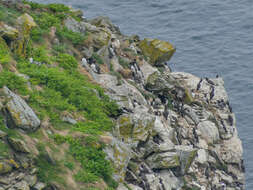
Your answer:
[139,38,175,65]
[115,106,155,144]
[1,86,40,131]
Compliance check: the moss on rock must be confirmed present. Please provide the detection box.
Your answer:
[139,38,175,66]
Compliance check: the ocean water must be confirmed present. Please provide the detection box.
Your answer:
[34,0,253,188]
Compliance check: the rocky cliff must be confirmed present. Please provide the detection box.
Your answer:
[0,1,245,190]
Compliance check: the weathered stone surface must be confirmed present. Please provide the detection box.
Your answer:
[0,22,18,40]
[64,17,86,34]
[8,138,30,153]
[197,120,220,144]
[33,182,46,190]
[139,60,159,82]
[0,161,12,174]
[104,136,132,181]
[95,74,147,110]
[1,86,40,131]
[14,181,30,190]
[115,107,155,144]
[89,16,120,34]
[146,151,180,169]
[139,38,175,65]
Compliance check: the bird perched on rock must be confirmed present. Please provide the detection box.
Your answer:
[196,78,203,91]
[210,86,215,100]
[205,77,215,85]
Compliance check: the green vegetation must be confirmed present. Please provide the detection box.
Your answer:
[0,141,10,158]
[53,135,118,188]
[17,60,119,134]
[118,57,129,69]
[56,27,87,46]
[35,143,65,185]
[0,70,29,95]
[0,1,121,188]
[56,53,78,70]
[0,37,11,66]
[0,4,21,25]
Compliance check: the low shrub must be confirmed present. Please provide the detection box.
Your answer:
[56,53,78,70]
[56,27,86,46]
[0,71,28,95]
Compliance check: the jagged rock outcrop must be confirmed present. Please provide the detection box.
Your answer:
[82,32,244,189]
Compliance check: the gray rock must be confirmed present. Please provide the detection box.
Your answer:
[14,181,30,190]
[146,151,180,169]
[89,16,120,34]
[1,86,40,131]
[197,120,220,144]
[8,137,30,153]
[61,116,77,125]
[33,182,46,190]
[24,175,37,187]
[64,17,86,34]
[140,60,159,82]
[95,74,147,110]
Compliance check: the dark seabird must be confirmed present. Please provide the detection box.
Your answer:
[196,78,203,91]
[163,105,169,120]
[221,120,228,133]
[228,115,234,126]
[227,101,233,113]
[216,74,219,78]
[205,77,215,85]
[210,86,215,100]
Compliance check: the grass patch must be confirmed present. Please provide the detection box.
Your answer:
[17,61,119,134]
[0,141,10,158]
[0,4,21,25]
[35,143,65,185]
[0,37,11,66]
[56,27,87,46]
[56,53,78,70]
[0,70,29,95]
[118,57,129,69]
[53,135,118,188]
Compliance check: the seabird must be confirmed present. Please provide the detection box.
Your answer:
[227,101,233,113]
[221,120,228,133]
[210,86,215,100]
[205,77,215,85]
[196,78,203,91]
[163,105,169,120]
[228,115,234,126]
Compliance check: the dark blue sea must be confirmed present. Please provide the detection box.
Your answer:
[34,0,253,188]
